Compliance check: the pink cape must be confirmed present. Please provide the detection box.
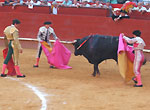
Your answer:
[41,40,72,69]
[118,34,135,62]
[3,48,16,76]
[117,34,135,82]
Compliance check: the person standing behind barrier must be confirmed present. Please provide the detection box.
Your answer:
[1,19,25,78]
[122,30,146,87]
[103,2,113,17]
[33,21,58,68]
[51,1,59,15]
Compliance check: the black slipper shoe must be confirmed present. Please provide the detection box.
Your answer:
[134,84,143,87]
[33,65,39,68]
[1,74,7,77]
[17,75,26,78]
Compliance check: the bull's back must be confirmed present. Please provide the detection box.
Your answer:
[83,35,119,63]
[88,35,118,52]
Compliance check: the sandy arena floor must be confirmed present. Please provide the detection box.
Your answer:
[0,42,150,110]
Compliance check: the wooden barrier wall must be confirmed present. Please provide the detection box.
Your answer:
[1,5,150,19]
[58,7,109,16]
[0,6,150,49]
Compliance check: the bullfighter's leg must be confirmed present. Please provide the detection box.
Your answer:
[13,47,25,78]
[133,50,144,87]
[1,41,13,77]
[33,43,42,67]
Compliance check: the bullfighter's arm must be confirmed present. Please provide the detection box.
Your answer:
[4,35,8,47]
[123,36,137,44]
[47,29,58,45]
[47,31,58,47]
[13,30,22,50]
[37,29,43,42]
[51,28,58,40]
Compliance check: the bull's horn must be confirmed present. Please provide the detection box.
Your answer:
[72,40,77,43]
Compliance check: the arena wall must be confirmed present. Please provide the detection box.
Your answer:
[0,6,150,49]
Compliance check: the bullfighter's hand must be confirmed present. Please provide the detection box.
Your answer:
[121,33,124,36]
[19,49,23,53]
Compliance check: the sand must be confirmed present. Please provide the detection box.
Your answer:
[0,42,150,110]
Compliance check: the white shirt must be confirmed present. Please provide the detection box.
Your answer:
[37,26,58,46]
[92,3,103,8]
[52,7,57,15]
[47,2,51,6]
[26,0,34,9]
[133,6,147,11]
[147,8,150,12]
[34,1,41,5]
[123,36,146,50]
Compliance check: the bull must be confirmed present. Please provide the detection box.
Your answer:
[73,34,119,77]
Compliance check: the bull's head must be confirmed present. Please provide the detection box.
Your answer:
[72,39,83,56]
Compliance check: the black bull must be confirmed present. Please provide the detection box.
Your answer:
[72,34,146,77]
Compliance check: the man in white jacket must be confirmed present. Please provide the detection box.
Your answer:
[123,30,146,87]
[33,21,58,68]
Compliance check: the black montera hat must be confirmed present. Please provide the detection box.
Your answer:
[12,19,21,25]
[44,21,52,25]
[132,30,141,37]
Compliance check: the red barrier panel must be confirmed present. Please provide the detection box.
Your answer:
[0,7,150,49]
[0,5,13,12]
[58,6,108,16]
[130,11,150,20]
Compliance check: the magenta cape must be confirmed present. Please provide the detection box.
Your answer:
[118,34,134,82]
[41,40,72,69]
[3,48,16,76]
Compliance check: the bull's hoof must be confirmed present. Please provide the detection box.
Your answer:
[143,60,147,65]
